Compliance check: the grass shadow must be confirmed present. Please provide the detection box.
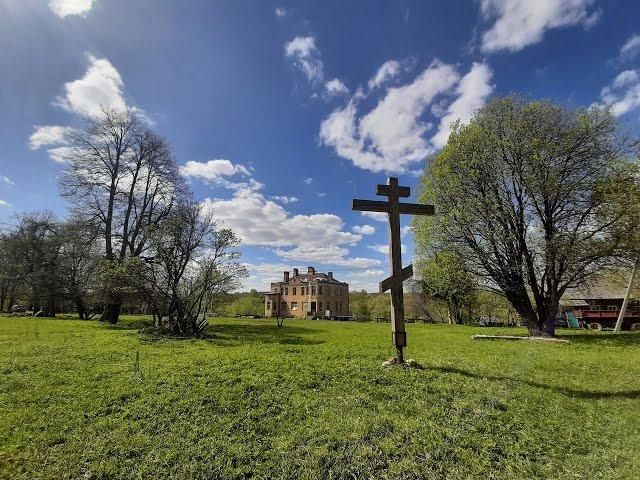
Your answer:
[429,365,640,400]
[205,322,325,346]
[135,321,324,346]
[104,318,155,330]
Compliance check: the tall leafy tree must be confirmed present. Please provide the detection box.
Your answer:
[416,96,640,336]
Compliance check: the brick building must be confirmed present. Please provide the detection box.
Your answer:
[264,267,349,318]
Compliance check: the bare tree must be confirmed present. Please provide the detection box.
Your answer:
[8,212,62,316]
[142,201,247,336]
[60,108,184,323]
[0,232,22,311]
[58,218,102,319]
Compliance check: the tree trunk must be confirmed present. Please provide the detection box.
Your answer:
[100,301,121,324]
[8,286,15,311]
[527,321,542,336]
[0,286,6,312]
[447,302,459,324]
[41,295,56,317]
[32,292,41,313]
[542,314,556,337]
[74,296,86,320]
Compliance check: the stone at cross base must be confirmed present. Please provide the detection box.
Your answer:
[352,177,434,365]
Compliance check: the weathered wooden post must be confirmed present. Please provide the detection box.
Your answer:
[353,177,434,363]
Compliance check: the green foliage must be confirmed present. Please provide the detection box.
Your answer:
[350,290,373,318]
[1,315,640,478]
[97,257,146,306]
[219,290,264,317]
[416,250,476,324]
[349,290,391,319]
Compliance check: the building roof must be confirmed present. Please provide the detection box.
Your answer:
[288,272,347,285]
[271,270,347,286]
[563,284,632,302]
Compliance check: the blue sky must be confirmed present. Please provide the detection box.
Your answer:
[1,0,640,291]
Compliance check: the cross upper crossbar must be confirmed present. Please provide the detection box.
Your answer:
[352,199,434,215]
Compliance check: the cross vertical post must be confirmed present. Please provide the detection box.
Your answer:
[386,178,406,362]
[352,177,434,364]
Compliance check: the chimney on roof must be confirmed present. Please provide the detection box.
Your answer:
[293,268,298,276]
[308,266,315,275]
[328,272,333,280]
[284,271,289,282]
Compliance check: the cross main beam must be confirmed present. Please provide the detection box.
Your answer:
[352,177,434,364]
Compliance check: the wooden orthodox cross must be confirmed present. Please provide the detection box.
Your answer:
[352,177,434,363]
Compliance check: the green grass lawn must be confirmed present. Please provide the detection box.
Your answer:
[1,316,639,479]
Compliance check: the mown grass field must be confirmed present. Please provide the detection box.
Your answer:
[1,315,639,479]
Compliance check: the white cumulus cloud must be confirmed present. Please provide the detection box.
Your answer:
[275,7,287,17]
[0,176,14,186]
[320,60,492,173]
[272,195,299,204]
[29,125,75,150]
[47,146,78,164]
[284,36,324,85]
[353,224,375,235]
[361,211,387,222]
[55,54,127,118]
[600,69,640,117]
[49,0,95,19]
[368,243,406,255]
[201,190,358,248]
[431,62,494,148]
[275,245,381,268]
[368,60,401,89]
[179,159,251,182]
[324,78,349,96]
[479,0,600,53]
[620,34,640,63]
[200,182,380,269]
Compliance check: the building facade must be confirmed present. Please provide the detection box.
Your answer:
[563,286,640,330]
[264,267,349,318]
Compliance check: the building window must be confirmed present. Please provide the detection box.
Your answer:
[291,302,298,311]
[318,285,323,295]
[319,301,322,311]
[284,287,288,295]
[266,301,271,309]
[281,302,287,310]
[293,287,296,295]
[301,286,306,296]
[302,302,309,312]
[312,286,316,295]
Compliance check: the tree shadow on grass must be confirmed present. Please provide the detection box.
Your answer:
[428,365,640,400]
[205,322,325,346]
[137,322,325,346]
[104,318,155,330]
